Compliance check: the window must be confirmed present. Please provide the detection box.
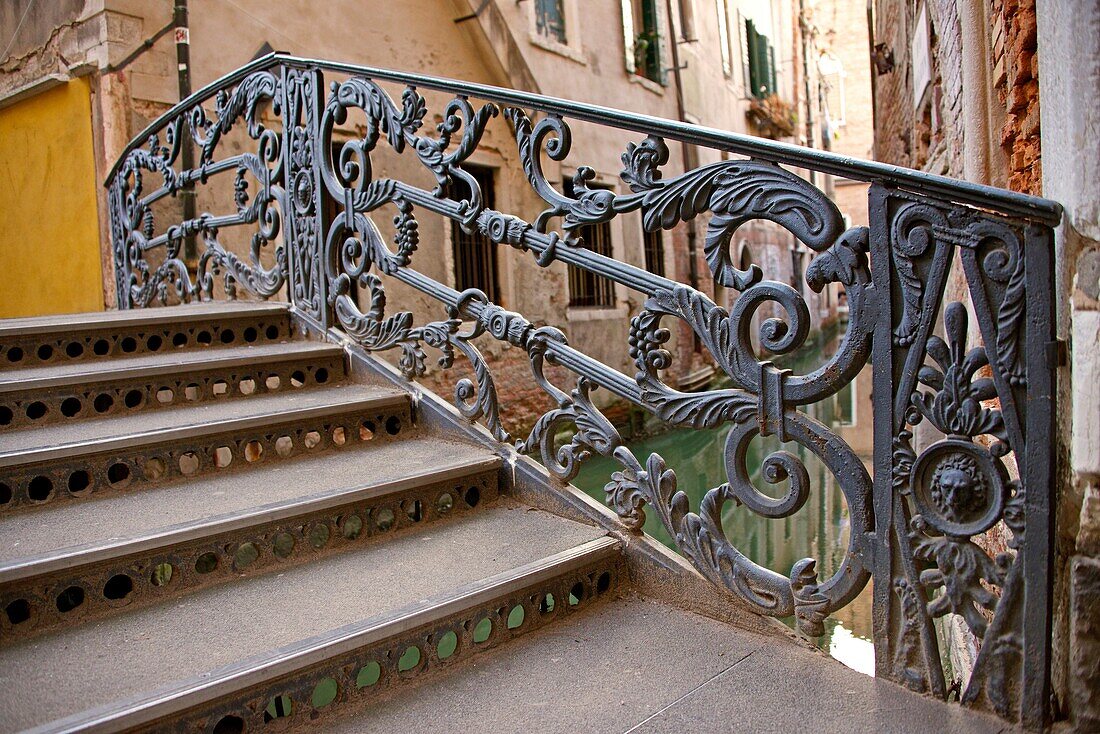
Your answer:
[643,228,665,277]
[536,0,567,44]
[743,18,777,98]
[677,0,696,41]
[622,0,663,84]
[566,179,616,308]
[716,0,732,77]
[450,167,501,304]
[818,53,846,128]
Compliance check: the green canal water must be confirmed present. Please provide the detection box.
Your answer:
[570,331,876,676]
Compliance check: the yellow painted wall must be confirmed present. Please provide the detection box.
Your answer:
[0,78,104,318]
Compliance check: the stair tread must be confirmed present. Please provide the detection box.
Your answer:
[0,341,344,393]
[0,302,287,338]
[0,435,499,576]
[325,596,1010,734]
[0,383,406,461]
[0,503,605,732]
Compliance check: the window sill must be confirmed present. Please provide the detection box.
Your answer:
[528,32,587,66]
[566,305,629,322]
[629,73,665,96]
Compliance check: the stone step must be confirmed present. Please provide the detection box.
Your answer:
[0,302,292,371]
[0,435,501,640]
[0,341,347,431]
[319,595,1011,734]
[0,506,617,733]
[0,384,412,512]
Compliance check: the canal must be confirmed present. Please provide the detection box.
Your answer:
[570,328,876,676]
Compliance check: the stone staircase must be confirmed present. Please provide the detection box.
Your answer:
[0,305,1014,733]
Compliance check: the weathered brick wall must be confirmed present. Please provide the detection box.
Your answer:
[990,0,1041,194]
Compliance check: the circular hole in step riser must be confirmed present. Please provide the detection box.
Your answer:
[183,384,201,401]
[150,562,174,587]
[60,397,82,417]
[314,367,330,384]
[303,431,322,449]
[196,330,213,346]
[67,470,91,494]
[5,598,31,625]
[194,552,219,574]
[263,375,279,391]
[397,645,421,672]
[436,492,454,515]
[0,405,12,425]
[212,715,245,734]
[472,617,493,644]
[146,334,163,351]
[263,695,293,722]
[143,457,167,481]
[156,387,174,404]
[290,370,305,388]
[28,475,53,502]
[56,585,85,613]
[178,452,200,475]
[37,344,54,361]
[340,514,363,540]
[212,380,228,397]
[405,499,422,523]
[311,677,339,709]
[597,571,611,595]
[172,332,188,348]
[539,593,555,615]
[103,573,134,601]
[569,582,585,606]
[214,446,233,468]
[359,421,375,441]
[93,339,110,356]
[65,341,84,358]
[219,329,235,345]
[119,337,137,353]
[273,532,295,559]
[93,393,114,413]
[274,436,293,457]
[239,378,257,395]
[437,630,458,660]
[243,326,258,343]
[0,482,12,505]
[309,524,330,549]
[25,401,47,420]
[507,604,525,630]
[107,462,131,488]
[356,661,381,688]
[124,389,143,409]
[265,325,280,340]
[385,416,401,435]
[234,542,259,570]
[464,486,481,508]
[6,346,24,363]
[243,441,263,463]
[374,508,395,532]
[332,426,346,446]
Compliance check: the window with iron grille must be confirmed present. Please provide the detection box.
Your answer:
[536,0,567,44]
[450,166,501,304]
[566,179,616,308]
[643,227,665,277]
[623,0,663,84]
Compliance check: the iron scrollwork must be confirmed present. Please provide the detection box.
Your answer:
[105,57,1058,728]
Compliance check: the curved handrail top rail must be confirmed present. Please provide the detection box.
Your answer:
[106,51,1061,224]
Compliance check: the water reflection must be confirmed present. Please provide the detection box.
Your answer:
[571,330,876,675]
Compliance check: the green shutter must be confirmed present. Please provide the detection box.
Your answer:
[766,44,776,95]
[745,19,759,97]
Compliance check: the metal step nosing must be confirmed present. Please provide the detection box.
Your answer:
[0,343,346,394]
[0,454,502,584]
[0,303,290,338]
[0,393,409,468]
[31,535,620,734]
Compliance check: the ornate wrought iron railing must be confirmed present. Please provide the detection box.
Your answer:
[106,54,1061,727]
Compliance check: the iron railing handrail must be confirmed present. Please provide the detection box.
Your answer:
[106,52,1061,225]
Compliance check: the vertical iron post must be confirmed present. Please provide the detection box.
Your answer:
[174,0,196,266]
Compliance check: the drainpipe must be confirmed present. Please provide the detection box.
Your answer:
[663,0,699,295]
[798,0,817,187]
[174,0,196,267]
[956,0,992,185]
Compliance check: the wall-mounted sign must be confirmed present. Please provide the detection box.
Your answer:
[911,2,931,108]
